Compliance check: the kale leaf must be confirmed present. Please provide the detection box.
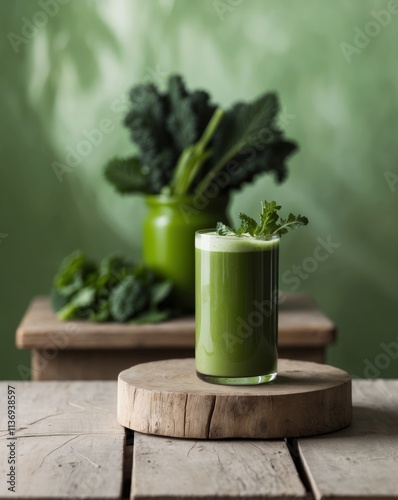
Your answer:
[195,94,298,194]
[105,75,298,196]
[123,83,177,193]
[115,75,216,194]
[104,157,152,194]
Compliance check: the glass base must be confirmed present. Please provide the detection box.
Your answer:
[196,371,277,386]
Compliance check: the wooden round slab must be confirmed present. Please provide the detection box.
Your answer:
[117,358,352,439]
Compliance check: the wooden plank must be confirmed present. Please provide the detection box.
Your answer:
[118,358,352,439]
[0,434,122,499]
[0,381,122,436]
[131,432,308,499]
[16,293,335,350]
[0,381,124,499]
[298,380,398,500]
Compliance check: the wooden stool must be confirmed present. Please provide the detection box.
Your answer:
[16,293,336,381]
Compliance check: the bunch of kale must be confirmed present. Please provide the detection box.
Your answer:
[51,251,173,323]
[105,75,297,196]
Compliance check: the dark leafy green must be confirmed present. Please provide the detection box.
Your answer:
[105,74,297,196]
[104,157,151,194]
[216,201,308,239]
[110,276,148,322]
[51,251,174,323]
[52,250,96,297]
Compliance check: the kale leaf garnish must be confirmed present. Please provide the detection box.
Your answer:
[216,201,308,239]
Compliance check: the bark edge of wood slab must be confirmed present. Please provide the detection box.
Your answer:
[117,358,352,439]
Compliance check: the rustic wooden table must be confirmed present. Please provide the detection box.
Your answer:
[16,293,336,380]
[1,378,397,499]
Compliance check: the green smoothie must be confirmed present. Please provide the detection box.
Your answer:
[195,231,279,384]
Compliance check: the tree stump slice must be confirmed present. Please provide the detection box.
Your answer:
[117,358,352,439]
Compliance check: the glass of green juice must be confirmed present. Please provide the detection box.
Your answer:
[195,229,279,385]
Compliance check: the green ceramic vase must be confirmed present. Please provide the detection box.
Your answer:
[143,194,229,312]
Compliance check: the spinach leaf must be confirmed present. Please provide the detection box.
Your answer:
[110,276,148,322]
[51,252,175,324]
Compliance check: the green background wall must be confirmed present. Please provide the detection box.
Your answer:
[1,0,397,379]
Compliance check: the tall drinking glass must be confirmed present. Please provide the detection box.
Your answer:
[195,230,279,385]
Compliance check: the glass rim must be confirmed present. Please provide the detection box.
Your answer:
[195,229,280,241]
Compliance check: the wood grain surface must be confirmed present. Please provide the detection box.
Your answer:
[0,380,397,500]
[16,293,336,349]
[117,358,352,439]
[298,379,398,500]
[0,381,124,499]
[131,432,308,500]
